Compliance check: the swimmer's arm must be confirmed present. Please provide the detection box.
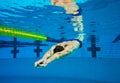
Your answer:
[56,45,74,58]
[46,47,72,64]
[42,45,56,59]
[41,42,65,59]
[35,46,56,67]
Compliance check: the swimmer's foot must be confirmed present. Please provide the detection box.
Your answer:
[34,59,47,68]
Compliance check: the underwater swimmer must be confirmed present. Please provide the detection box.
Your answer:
[34,35,84,67]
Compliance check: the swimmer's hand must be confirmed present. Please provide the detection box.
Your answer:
[34,59,47,68]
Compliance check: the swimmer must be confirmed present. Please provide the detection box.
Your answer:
[35,0,84,68]
[34,35,84,67]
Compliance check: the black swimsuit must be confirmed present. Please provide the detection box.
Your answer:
[53,45,64,53]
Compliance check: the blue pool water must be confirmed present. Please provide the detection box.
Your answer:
[0,0,120,83]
